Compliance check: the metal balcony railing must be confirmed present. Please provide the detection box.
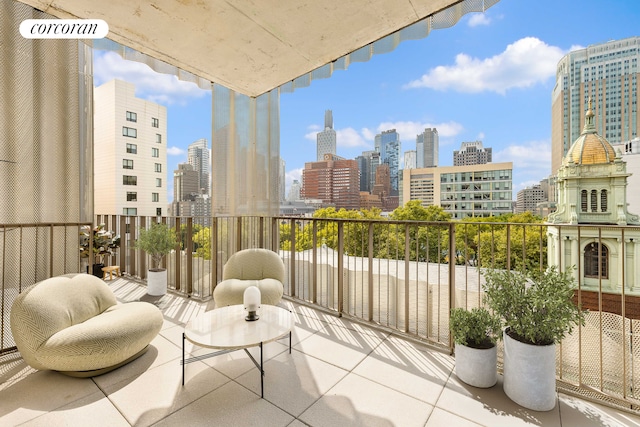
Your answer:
[2,215,640,411]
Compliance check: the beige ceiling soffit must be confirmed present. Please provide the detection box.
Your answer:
[14,0,499,97]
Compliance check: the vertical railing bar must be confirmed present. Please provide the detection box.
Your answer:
[186,217,193,295]
[622,227,627,398]
[49,224,54,278]
[119,216,126,274]
[448,223,456,352]
[312,220,318,304]
[505,224,511,272]
[368,222,374,322]
[211,218,218,295]
[174,217,181,292]
[130,216,137,278]
[19,226,23,292]
[290,219,296,298]
[236,216,242,253]
[599,227,604,391]
[337,221,344,315]
[415,225,419,335]
[425,224,430,340]
[577,226,582,386]
[404,225,410,333]
[259,216,264,249]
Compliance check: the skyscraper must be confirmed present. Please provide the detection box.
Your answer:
[187,138,210,196]
[316,110,337,161]
[453,141,492,166]
[551,36,640,176]
[173,163,199,202]
[404,150,417,170]
[356,150,380,193]
[416,128,438,168]
[301,155,360,209]
[94,79,167,217]
[375,129,400,195]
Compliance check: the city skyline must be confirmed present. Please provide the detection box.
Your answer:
[91,0,639,204]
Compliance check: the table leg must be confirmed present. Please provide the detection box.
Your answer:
[289,331,292,354]
[260,342,264,398]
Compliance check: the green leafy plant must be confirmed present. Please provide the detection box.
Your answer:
[450,307,502,349]
[482,266,585,346]
[135,223,178,271]
[79,224,120,264]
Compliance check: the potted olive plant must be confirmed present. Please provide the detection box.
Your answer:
[483,266,584,411]
[450,306,502,388]
[135,222,178,296]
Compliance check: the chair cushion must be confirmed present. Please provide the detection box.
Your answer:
[36,301,163,372]
[222,248,285,282]
[214,278,284,307]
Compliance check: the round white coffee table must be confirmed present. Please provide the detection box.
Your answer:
[182,304,293,397]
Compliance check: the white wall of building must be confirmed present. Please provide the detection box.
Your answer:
[94,79,168,217]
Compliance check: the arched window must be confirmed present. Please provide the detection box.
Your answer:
[600,190,608,212]
[591,189,598,212]
[584,242,608,279]
[581,190,588,212]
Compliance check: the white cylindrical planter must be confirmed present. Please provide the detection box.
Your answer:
[455,343,497,388]
[147,269,167,296]
[503,330,557,411]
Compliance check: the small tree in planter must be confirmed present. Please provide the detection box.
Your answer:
[483,266,584,411]
[450,307,501,388]
[135,222,178,296]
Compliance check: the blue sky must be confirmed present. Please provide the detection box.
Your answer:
[93,0,639,203]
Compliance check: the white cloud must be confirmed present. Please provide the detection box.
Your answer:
[167,146,185,156]
[336,127,369,148]
[405,37,566,94]
[477,132,486,140]
[285,168,303,194]
[468,13,491,27]
[361,128,376,141]
[94,51,208,105]
[494,140,551,192]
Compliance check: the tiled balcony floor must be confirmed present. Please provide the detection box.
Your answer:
[2,278,640,426]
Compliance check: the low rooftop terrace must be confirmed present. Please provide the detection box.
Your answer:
[1,276,639,426]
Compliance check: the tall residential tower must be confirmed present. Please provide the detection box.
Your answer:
[316,110,337,161]
[416,128,438,168]
[375,129,400,195]
[551,36,640,175]
[187,138,210,196]
[94,79,167,217]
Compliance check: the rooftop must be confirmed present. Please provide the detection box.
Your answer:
[2,276,639,427]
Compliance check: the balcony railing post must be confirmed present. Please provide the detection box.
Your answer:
[186,217,193,295]
[338,221,344,315]
[130,217,137,278]
[259,216,264,249]
[368,222,374,322]
[312,220,318,304]
[236,217,243,252]
[290,219,296,298]
[506,223,511,271]
[448,223,456,352]
[404,224,410,333]
[174,217,181,292]
[119,215,126,275]
[211,218,218,294]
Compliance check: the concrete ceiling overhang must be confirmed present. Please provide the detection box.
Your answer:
[16,0,467,97]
